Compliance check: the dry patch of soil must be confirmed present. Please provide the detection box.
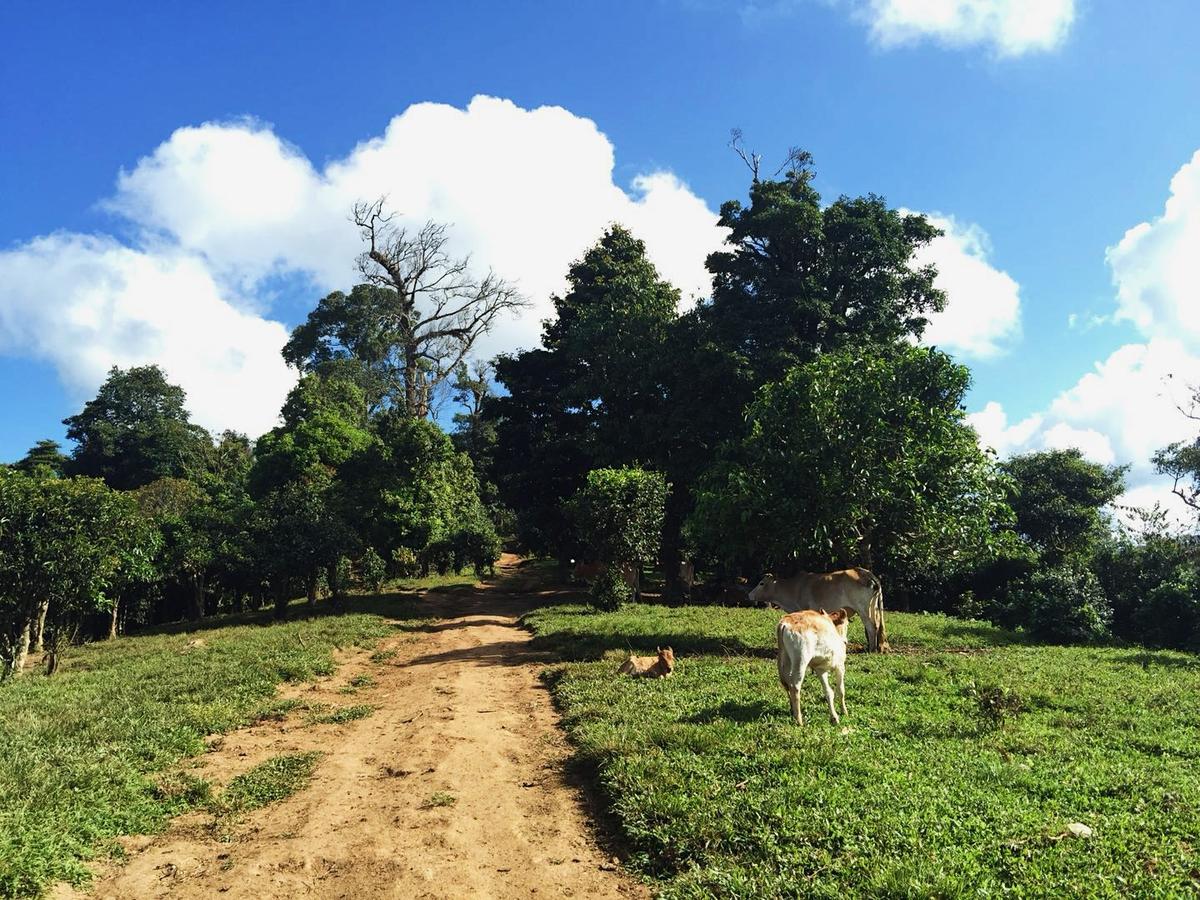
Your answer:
[54,557,646,900]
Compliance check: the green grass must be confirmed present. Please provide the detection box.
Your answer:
[421,791,457,809]
[305,703,375,725]
[212,752,323,817]
[525,603,1200,898]
[0,591,434,899]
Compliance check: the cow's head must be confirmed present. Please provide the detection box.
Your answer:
[748,573,777,608]
[657,646,675,672]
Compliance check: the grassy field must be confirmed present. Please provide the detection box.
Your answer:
[0,587,435,899]
[525,603,1200,898]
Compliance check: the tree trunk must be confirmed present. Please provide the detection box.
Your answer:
[186,573,206,621]
[306,573,319,608]
[659,486,689,603]
[273,580,290,621]
[405,340,421,418]
[108,597,121,640]
[13,617,32,675]
[327,562,345,612]
[32,598,49,654]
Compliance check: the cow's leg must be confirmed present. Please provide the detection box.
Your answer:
[787,683,803,725]
[819,672,840,724]
[862,612,879,652]
[834,665,847,717]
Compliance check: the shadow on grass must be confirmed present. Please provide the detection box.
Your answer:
[1111,650,1200,670]
[683,699,776,724]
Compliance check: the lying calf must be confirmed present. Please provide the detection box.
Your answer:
[776,610,848,725]
[618,646,675,678]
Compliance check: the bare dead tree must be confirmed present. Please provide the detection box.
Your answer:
[352,198,526,419]
[729,130,813,183]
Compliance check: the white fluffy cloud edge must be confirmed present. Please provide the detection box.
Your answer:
[0,94,1014,441]
[858,0,1076,57]
[970,150,1200,525]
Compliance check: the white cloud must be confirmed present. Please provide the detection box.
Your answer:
[1107,149,1200,342]
[861,0,1075,56]
[914,212,1021,359]
[968,339,1200,518]
[0,96,727,436]
[0,234,296,437]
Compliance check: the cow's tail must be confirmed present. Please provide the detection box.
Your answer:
[863,569,888,651]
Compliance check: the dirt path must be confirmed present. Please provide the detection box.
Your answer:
[58,557,647,900]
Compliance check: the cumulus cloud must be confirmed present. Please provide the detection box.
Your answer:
[0,96,727,436]
[1107,149,1200,342]
[968,339,1200,519]
[966,148,1200,524]
[0,234,297,437]
[860,0,1076,56]
[914,212,1021,359]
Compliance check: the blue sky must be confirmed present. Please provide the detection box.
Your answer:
[3,1,1200,511]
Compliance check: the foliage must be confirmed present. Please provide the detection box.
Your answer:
[62,365,210,490]
[1001,449,1127,565]
[570,467,669,571]
[527,601,1200,898]
[999,565,1112,643]
[689,345,1013,584]
[358,547,387,592]
[1133,570,1200,651]
[0,471,154,676]
[12,440,67,478]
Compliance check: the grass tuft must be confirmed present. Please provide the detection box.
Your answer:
[212,752,322,817]
[306,704,375,725]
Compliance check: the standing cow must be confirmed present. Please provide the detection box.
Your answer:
[777,609,849,725]
[750,568,888,652]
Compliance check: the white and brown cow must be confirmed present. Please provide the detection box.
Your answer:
[776,609,849,725]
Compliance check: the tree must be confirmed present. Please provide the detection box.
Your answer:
[489,227,679,556]
[658,152,947,592]
[133,478,215,621]
[62,365,211,490]
[346,412,498,575]
[284,200,526,418]
[1000,449,1127,566]
[13,439,68,478]
[569,467,668,609]
[250,374,373,617]
[688,345,1012,597]
[1153,380,1200,515]
[0,471,152,676]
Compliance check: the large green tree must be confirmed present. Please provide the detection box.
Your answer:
[63,365,211,490]
[489,226,679,556]
[689,345,1012,596]
[1000,449,1127,566]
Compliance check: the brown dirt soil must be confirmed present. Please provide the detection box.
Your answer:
[52,555,648,900]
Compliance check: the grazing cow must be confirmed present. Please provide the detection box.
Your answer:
[618,646,675,678]
[776,610,848,725]
[749,568,888,652]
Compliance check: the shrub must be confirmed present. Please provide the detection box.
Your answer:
[1002,566,1111,643]
[452,524,502,576]
[590,565,634,612]
[358,547,387,592]
[1134,572,1200,650]
[390,546,418,578]
[568,467,667,610]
